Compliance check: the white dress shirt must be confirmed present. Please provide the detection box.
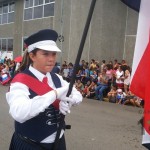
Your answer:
[6,65,81,143]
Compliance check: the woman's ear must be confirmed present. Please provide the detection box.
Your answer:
[29,52,35,62]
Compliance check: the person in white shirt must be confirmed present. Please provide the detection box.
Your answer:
[6,29,82,150]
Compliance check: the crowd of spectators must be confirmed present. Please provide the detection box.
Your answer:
[0,56,20,85]
[60,59,144,108]
[0,56,144,108]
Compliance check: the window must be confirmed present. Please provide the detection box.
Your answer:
[34,0,43,6]
[0,2,15,24]
[44,3,54,17]
[2,13,7,24]
[24,8,33,20]
[0,38,13,51]
[33,5,43,19]
[8,39,13,51]
[0,6,2,14]
[25,0,33,8]
[24,0,55,20]
[3,4,8,13]
[9,2,15,12]
[8,12,14,23]
[2,39,6,51]
[45,0,54,3]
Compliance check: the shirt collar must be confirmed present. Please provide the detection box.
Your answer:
[29,65,49,82]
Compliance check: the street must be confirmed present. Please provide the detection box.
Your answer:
[0,84,146,150]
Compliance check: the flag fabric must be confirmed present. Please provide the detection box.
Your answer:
[129,0,150,148]
[0,73,11,85]
[120,0,141,12]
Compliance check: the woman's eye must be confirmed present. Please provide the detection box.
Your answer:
[42,52,56,56]
[52,52,56,56]
[43,52,49,56]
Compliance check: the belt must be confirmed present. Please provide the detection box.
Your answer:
[17,134,49,150]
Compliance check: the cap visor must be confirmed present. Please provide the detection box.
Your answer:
[37,45,61,52]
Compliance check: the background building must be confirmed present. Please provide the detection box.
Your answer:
[0,0,138,66]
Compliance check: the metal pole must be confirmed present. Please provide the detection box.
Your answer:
[53,0,97,149]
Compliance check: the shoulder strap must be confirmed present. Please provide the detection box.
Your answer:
[11,72,60,109]
[50,72,62,88]
[11,73,52,95]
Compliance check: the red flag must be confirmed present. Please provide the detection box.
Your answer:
[130,0,150,146]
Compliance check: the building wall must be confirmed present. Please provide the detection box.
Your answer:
[54,0,139,66]
[0,0,139,66]
[13,0,55,57]
[123,8,139,66]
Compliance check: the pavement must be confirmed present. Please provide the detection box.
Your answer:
[0,84,147,150]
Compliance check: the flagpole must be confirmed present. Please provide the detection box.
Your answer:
[53,0,97,149]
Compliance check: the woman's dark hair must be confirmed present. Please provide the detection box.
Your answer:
[102,60,105,63]
[17,49,39,72]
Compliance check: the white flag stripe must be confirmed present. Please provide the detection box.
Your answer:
[130,0,150,82]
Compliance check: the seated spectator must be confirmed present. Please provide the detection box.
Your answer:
[76,69,82,81]
[121,59,127,66]
[75,79,84,93]
[116,88,126,104]
[134,97,143,108]
[82,80,91,97]
[79,59,85,69]
[90,70,98,82]
[106,64,113,80]
[124,91,143,108]
[66,63,73,82]
[60,61,67,74]
[51,62,60,74]
[0,64,11,85]
[123,91,135,106]
[62,64,69,81]
[113,59,119,70]
[115,65,124,90]
[81,65,90,84]
[124,67,131,94]
[85,80,97,99]
[89,59,97,70]
[95,69,109,101]
[9,60,16,78]
[107,85,117,103]
[101,60,106,73]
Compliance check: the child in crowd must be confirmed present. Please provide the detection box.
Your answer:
[75,79,84,93]
[82,80,91,97]
[134,96,143,108]
[85,80,97,98]
[116,88,126,104]
[124,91,143,107]
[107,85,117,103]
[123,90,135,106]
[62,64,69,81]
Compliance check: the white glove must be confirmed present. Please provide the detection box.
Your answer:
[68,94,82,106]
[56,85,82,105]
[59,101,71,115]
[56,85,69,100]
[67,88,83,106]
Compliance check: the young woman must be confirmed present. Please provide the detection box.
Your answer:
[6,29,82,150]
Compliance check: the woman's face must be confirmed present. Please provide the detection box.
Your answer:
[29,50,57,74]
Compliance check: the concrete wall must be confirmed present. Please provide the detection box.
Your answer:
[54,0,139,66]
[13,0,24,57]
[13,0,54,57]
[0,0,139,66]
[123,8,139,66]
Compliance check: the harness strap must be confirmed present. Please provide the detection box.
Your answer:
[11,73,60,109]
